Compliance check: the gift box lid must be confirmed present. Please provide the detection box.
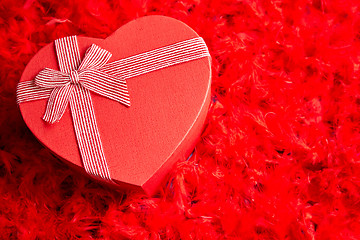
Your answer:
[17,16,211,195]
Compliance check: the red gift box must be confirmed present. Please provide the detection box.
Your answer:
[17,16,211,195]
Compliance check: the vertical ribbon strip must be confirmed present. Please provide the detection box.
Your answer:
[16,36,210,181]
[55,37,111,180]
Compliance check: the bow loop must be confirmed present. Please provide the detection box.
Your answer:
[34,68,70,88]
[78,44,112,71]
[80,69,130,107]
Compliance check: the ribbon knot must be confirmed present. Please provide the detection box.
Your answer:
[69,71,80,85]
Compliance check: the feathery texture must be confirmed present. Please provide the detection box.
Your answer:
[1,0,360,239]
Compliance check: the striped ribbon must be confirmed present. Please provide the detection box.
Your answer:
[17,35,210,181]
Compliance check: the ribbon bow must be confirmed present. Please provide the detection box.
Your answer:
[36,40,130,124]
[17,35,210,182]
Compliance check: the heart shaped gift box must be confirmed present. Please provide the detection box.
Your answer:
[17,16,211,195]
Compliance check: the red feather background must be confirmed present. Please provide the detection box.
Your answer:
[1,0,360,239]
